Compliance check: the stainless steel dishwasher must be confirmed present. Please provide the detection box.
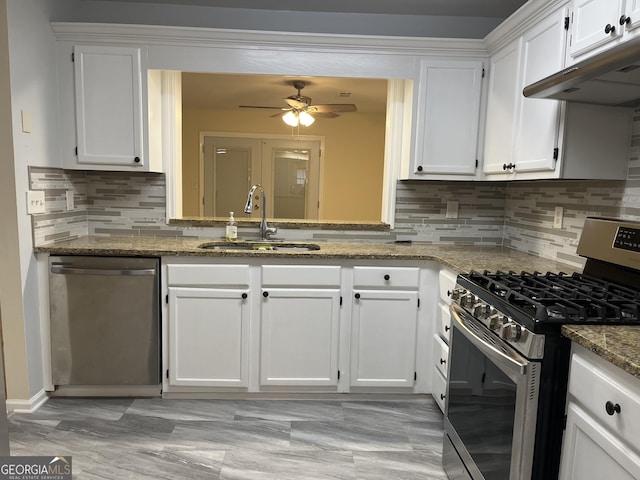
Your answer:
[49,256,160,389]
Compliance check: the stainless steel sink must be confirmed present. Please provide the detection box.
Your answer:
[199,242,321,252]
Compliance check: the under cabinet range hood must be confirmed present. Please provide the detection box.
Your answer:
[523,36,640,107]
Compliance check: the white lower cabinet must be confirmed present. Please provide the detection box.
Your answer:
[260,287,341,386]
[163,259,438,395]
[166,263,251,388]
[168,287,250,387]
[259,265,342,387]
[559,344,640,479]
[350,290,419,387]
[432,267,456,412]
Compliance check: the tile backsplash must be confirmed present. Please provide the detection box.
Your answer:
[29,108,640,268]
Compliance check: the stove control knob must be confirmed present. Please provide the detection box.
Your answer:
[500,322,523,342]
[488,313,507,330]
[473,304,491,319]
[460,293,476,308]
[448,289,463,301]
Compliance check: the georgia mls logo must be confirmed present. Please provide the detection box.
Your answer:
[0,456,72,480]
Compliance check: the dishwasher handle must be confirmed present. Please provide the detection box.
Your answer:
[50,266,156,276]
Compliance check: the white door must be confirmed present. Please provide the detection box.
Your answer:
[414,59,484,176]
[559,402,640,480]
[168,287,250,387]
[74,45,144,167]
[203,136,260,217]
[262,139,321,220]
[483,39,522,175]
[569,0,624,58]
[513,8,567,173]
[260,288,340,386]
[350,290,418,387]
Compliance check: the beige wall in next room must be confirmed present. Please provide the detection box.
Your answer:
[181,107,386,222]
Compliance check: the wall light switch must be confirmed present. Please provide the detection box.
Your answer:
[66,190,74,210]
[446,201,459,219]
[21,110,32,133]
[554,206,564,229]
[26,190,45,214]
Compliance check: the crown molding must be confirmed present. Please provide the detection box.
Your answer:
[51,22,488,57]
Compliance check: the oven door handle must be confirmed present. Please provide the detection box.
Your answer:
[450,303,529,376]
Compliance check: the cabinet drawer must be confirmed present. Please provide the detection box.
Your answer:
[569,346,640,451]
[439,268,458,303]
[262,265,341,287]
[432,368,447,413]
[352,266,419,289]
[438,303,452,342]
[433,334,449,379]
[167,264,250,287]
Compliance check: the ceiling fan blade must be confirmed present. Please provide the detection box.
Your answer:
[285,98,307,109]
[309,104,357,113]
[239,105,287,110]
[314,112,339,119]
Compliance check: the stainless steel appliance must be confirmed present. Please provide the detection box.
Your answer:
[443,217,640,480]
[523,35,640,107]
[49,256,160,390]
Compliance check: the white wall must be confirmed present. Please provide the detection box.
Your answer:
[2,0,63,404]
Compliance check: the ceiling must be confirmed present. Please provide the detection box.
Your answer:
[182,73,389,114]
[98,0,528,19]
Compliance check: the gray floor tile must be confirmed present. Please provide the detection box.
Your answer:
[165,420,291,451]
[8,397,447,479]
[353,450,448,480]
[220,450,356,480]
[290,420,413,451]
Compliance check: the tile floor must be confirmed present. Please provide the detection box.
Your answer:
[8,397,448,479]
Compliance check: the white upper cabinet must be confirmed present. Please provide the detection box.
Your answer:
[57,43,162,172]
[484,6,632,181]
[567,0,640,63]
[74,45,145,168]
[406,58,485,180]
[483,38,523,176]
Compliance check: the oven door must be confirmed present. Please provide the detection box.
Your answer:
[443,304,540,480]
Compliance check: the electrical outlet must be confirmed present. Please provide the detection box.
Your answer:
[554,206,564,229]
[66,190,74,210]
[26,190,45,214]
[446,201,459,219]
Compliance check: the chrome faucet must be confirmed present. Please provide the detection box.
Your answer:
[244,184,277,241]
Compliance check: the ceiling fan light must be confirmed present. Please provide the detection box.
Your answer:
[282,110,299,127]
[299,111,315,126]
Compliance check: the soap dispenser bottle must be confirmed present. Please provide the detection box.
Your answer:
[226,212,237,241]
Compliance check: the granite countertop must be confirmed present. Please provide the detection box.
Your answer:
[33,235,578,275]
[37,235,640,380]
[561,325,640,380]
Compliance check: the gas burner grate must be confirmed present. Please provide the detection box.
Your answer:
[465,270,640,325]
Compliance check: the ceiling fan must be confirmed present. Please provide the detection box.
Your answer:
[239,80,357,126]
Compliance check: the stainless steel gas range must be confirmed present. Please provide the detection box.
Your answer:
[443,217,640,480]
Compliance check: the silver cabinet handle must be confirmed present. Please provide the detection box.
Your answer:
[50,266,156,276]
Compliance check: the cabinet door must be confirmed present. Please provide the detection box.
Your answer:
[413,59,483,177]
[350,290,418,387]
[513,8,567,174]
[260,288,341,386]
[74,45,144,168]
[569,0,624,59]
[168,287,250,387]
[624,0,640,36]
[559,402,640,480]
[483,39,522,175]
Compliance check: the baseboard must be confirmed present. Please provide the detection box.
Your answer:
[6,389,49,413]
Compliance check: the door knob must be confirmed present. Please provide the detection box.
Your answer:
[620,15,631,25]
[605,23,616,34]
